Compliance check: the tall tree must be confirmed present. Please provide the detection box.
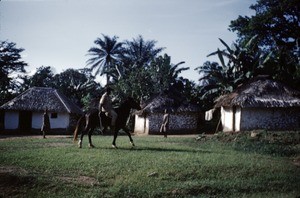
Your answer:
[149,54,189,94]
[196,61,226,109]
[21,66,54,91]
[121,35,164,69]
[86,34,123,84]
[114,54,190,102]
[52,69,102,107]
[229,0,300,87]
[0,41,27,104]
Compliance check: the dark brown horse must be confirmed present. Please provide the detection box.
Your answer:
[73,98,141,148]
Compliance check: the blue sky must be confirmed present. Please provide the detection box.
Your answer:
[0,0,256,84]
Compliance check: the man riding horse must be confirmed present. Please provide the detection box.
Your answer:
[98,86,117,133]
[74,86,141,149]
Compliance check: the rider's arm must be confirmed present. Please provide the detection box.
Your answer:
[99,97,104,112]
[99,94,106,112]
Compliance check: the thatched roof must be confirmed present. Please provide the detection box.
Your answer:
[136,93,201,115]
[0,87,83,114]
[215,76,300,108]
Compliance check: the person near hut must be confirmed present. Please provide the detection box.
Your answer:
[41,108,50,138]
[98,87,117,132]
[160,109,169,138]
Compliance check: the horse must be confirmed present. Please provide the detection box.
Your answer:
[73,98,141,149]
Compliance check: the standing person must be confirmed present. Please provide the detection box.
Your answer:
[98,87,118,132]
[160,109,169,138]
[41,108,50,139]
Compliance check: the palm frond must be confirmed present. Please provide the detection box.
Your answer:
[219,38,233,54]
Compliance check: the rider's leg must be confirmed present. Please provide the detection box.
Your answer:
[98,112,104,132]
[110,110,118,127]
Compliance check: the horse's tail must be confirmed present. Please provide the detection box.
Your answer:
[73,115,85,142]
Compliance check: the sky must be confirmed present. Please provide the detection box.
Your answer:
[0,0,256,84]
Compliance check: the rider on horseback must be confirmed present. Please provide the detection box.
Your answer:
[98,87,118,133]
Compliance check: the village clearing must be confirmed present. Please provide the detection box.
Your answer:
[0,131,299,197]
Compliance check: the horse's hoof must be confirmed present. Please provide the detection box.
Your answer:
[130,141,135,147]
[78,140,82,148]
[88,144,95,148]
[112,144,118,149]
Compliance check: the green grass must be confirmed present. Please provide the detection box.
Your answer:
[0,132,299,197]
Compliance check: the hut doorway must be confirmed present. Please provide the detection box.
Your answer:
[19,111,32,132]
[0,110,4,130]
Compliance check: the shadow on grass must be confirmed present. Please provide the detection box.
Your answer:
[92,145,211,154]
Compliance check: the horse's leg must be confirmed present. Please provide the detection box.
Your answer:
[88,128,95,148]
[111,126,118,149]
[123,127,135,147]
[102,126,107,134]
[78,129,85,148]
[79,116,90,148]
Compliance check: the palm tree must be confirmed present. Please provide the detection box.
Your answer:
[121,35,164,69]
[86,34,123,84]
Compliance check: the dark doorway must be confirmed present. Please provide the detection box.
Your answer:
[0,110,4,131]
[19,111,32,133]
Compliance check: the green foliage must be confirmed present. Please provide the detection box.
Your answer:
[196,36,265,109]
[114,54,191,102]
[212,131,300,157]
[0,41,28,104]
[229,0,300,88]
[0,135,299,197]
[21,66,54,92]
[149,54,188,92]
[198,0,300,109]
[86,34,124,83]
[121,35,165,69]
[87,35,165,86]
[51,68,102,108]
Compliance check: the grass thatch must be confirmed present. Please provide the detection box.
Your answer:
[215,76,300,108]
[0,87,83,114]
[137,93,200,115]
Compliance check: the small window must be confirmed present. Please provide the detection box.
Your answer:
[51,113,58,119]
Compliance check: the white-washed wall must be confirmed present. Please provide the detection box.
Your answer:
[221,107,234,132]
[134,115,149,134]
[32,112,43,129]
[51,113,69,128]
[5,111,70,130]
[235,107,241,131]
[28,112,70,129]
[240,107,300,131]
[4,111,19,129]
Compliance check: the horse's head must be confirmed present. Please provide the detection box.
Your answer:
[125,97,141,110]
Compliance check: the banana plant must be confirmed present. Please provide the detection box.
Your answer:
[197,35,273,109]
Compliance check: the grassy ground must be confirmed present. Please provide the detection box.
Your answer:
[0,131,299,198]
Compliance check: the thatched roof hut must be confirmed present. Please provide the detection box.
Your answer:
[215,76,300,132]
[0,87,83,134]
[1,87,83,114]
[215,76,300,108]
[134,93,202,135]
[137,93,201,115]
